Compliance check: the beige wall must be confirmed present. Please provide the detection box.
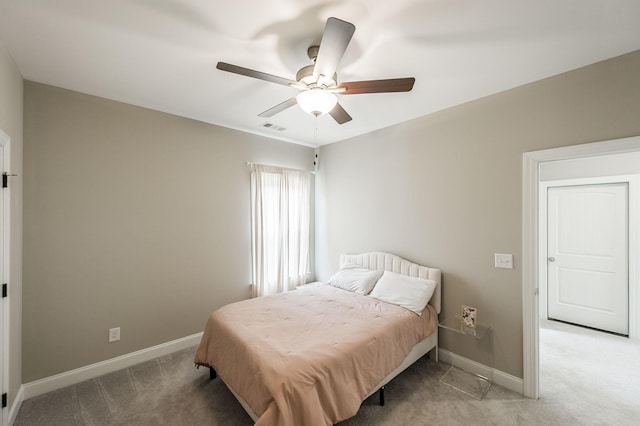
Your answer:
[316,50,640,378]
[0,39,23,410]
[23,82,314,382]
[19,48,640,384]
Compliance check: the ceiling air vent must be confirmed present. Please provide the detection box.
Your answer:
[260,122,286,131]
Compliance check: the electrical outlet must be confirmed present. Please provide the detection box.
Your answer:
[495,253,514,269]
[108,327,120,343]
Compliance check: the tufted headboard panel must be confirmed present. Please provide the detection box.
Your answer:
[339,252,442,314]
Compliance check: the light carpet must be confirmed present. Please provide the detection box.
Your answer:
[14,320,640,425]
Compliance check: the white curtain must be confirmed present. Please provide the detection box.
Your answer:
[250,165,310,297]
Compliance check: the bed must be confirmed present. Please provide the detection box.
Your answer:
[194,252,441,425]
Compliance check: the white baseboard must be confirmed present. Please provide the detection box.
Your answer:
[22,332,203,400]
[438,348,524,395]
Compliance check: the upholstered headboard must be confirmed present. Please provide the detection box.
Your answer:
[340,252,442,314]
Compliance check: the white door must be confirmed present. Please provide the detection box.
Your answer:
[547,183,629,335]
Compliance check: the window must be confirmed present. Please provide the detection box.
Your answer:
[250,165,310,297]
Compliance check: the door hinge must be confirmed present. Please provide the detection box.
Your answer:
[2,283,6,298]
[1,392,6,408]
[2,172,17,188]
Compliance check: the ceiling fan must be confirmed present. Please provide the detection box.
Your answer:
[216,17,415,124]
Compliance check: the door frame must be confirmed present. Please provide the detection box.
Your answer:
[0,129,8,426]
[522,135,640,399]
[540,177,636,332]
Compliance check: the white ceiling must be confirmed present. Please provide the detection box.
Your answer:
[1,0,639,147]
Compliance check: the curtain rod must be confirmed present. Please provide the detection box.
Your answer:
[246,161,315,175]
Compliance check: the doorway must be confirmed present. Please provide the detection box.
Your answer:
[522,136,640,398]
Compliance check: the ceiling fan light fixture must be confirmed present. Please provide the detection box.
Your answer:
[296,88,337,117]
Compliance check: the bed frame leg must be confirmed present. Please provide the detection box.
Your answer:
[209,367,217,380]
[379,386,385,406]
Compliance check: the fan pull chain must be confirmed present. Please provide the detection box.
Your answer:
[314,116,318,145]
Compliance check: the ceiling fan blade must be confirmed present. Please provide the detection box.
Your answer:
[337,78,416,94]
[217,62,298,87]
[313,18,355,83]
[258,98,297,117]
[329,102,352,124]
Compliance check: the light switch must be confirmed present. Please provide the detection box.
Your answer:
[495,253,514,269]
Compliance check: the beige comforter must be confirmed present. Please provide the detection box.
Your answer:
[194,283,437,426]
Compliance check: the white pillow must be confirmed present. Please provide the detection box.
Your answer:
[369,270,437,315]
[328,267,383,295]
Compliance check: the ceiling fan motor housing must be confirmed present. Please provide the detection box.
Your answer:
[296,64,337,88]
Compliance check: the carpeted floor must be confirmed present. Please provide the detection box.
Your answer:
[538,319,640,425]
[14,320,640,425]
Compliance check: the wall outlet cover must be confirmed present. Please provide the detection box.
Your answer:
[108,327,121,343]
